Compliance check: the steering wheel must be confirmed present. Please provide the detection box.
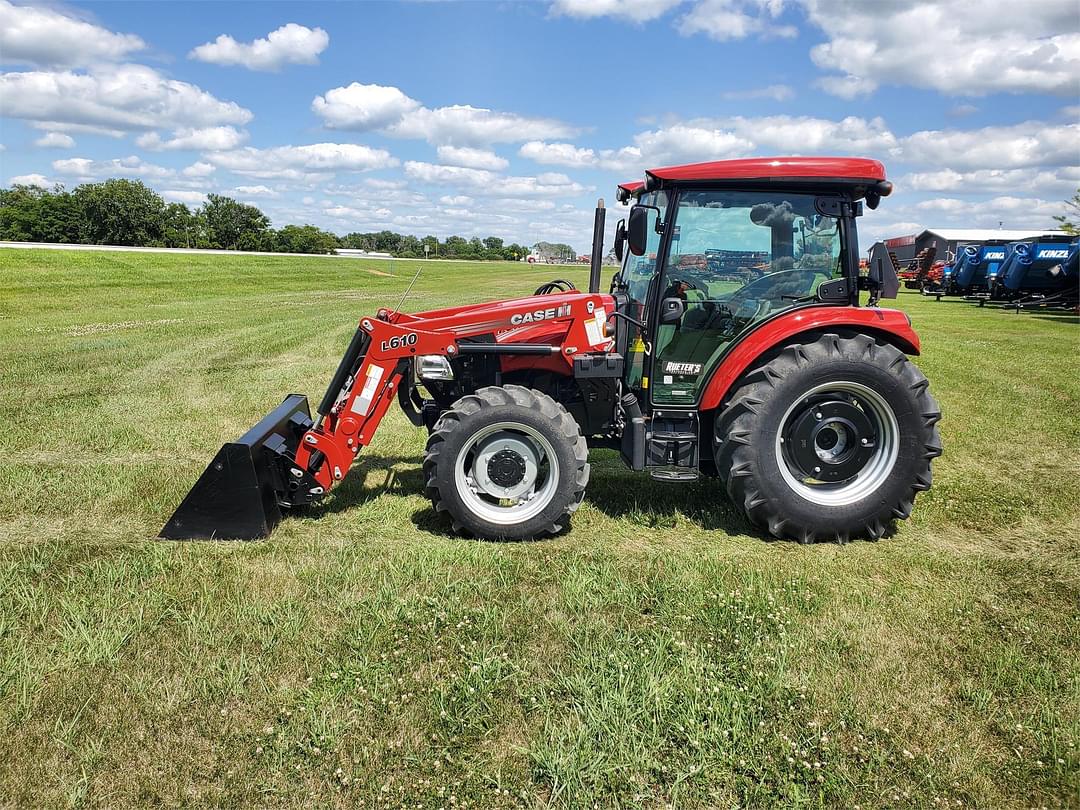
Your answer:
[533,279,577,295]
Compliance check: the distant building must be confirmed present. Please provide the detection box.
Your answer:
[874,228,1069,264]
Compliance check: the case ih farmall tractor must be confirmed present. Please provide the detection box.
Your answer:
[163,157,941,544]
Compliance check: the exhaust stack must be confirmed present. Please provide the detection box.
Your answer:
[588,198,606,293]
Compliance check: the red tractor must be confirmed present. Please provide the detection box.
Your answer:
[163,157,941,544]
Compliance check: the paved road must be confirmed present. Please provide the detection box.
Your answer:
[0,241,584,267]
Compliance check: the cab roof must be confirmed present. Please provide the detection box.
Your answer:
[618,156,890,202]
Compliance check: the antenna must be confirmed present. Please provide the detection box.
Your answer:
[394,266,423,313]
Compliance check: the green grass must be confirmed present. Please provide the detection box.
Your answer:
[0,248,1077,808]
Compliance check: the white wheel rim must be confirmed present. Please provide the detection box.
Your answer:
[775,381,899,507]
[453,421,560,525]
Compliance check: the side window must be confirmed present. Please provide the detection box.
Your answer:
[652,191,842,405]
[619,191,668,312]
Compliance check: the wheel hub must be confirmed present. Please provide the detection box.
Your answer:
[469,431,540,500]
[783,397,877,483]
[487,448,527,488]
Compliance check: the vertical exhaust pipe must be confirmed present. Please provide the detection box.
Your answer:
[588,198,606,294]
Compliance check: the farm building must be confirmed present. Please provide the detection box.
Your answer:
[873,228,1069,264]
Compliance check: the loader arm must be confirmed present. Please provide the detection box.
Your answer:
[294,291,615,492]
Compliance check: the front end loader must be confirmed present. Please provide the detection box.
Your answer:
[163,156,941,544]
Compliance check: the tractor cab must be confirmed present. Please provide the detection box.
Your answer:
[611,158,891,407]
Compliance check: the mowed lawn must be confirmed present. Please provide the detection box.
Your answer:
[0,247,1077,809]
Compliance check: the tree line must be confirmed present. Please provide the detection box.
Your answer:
[0,179,574,260]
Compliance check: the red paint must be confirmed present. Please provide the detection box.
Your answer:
[296,291,616,489]
[697,306,920,410]
[645,156,887,184]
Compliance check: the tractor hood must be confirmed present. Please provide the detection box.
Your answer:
[384,289,615,341]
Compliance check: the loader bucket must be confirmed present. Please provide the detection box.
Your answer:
[160,394,320,540]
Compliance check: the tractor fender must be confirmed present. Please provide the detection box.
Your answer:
[698,306,920,411]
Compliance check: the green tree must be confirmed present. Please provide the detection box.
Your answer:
[161,202,205,248]
[201,194,270,250]
[73,179,167,245]
[1053,189,1080,235]
[0,184,79,242]
[274,224,339,254]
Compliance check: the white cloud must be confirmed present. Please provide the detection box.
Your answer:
[812,74,877,100]
[34,131,75,149]
[901,166,1080,195]
[898,122,1078,171]
[8,172,53,187]
[231,185,279,197]
[363,178,408,190]
[189,23,329,71]
[550,0,683,22]
[519,140,643,172]
[403,161,589,198]
[136,126,248,151]
[436,145,509,171]
[0,0,145,68]
[677,0,795,41]
[311,83,422,130]
[313,81,581,145]
[720,84,795,101]
[388,104,581,146]
[520,141,596,169]
[182,161,216,178]
[206,143,398,180]
[52,155,176,181]
[439,195,473,206]
[915,196,1067,231]
[0,65,253,133]
[806,0,1080,98]
[162,190,208,205]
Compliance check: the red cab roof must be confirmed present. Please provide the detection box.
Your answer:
[615,180,644,203]
[645,156,887,185]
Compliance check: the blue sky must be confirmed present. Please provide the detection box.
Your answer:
[1,0,1077,251]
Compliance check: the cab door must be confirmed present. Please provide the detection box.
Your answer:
[650,190,843,406]
[615,191,669,392]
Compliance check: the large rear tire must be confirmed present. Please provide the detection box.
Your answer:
[423,385,589,540]
[714,331,942,543]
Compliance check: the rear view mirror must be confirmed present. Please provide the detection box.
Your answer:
[614,218,626,263]
[660,297,685,324]
[867,242,900,299]
[627,204,660,257]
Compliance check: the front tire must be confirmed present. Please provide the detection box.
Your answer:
[714,332,942,543]
[423,385,589,540]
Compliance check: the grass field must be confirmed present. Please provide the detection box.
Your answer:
[0,247,1077,809]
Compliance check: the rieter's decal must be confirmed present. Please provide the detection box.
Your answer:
[664,361,702,375]
[510,304,572,325]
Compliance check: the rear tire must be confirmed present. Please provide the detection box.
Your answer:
[423,385,589,540]
[714,332,942,543]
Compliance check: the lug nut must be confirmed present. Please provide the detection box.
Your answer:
[814,411,823,419]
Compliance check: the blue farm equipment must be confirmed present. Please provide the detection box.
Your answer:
[1002,239,1079,311]
[943,242,1009,299]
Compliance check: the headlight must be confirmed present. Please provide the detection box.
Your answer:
[416,355,454,381]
